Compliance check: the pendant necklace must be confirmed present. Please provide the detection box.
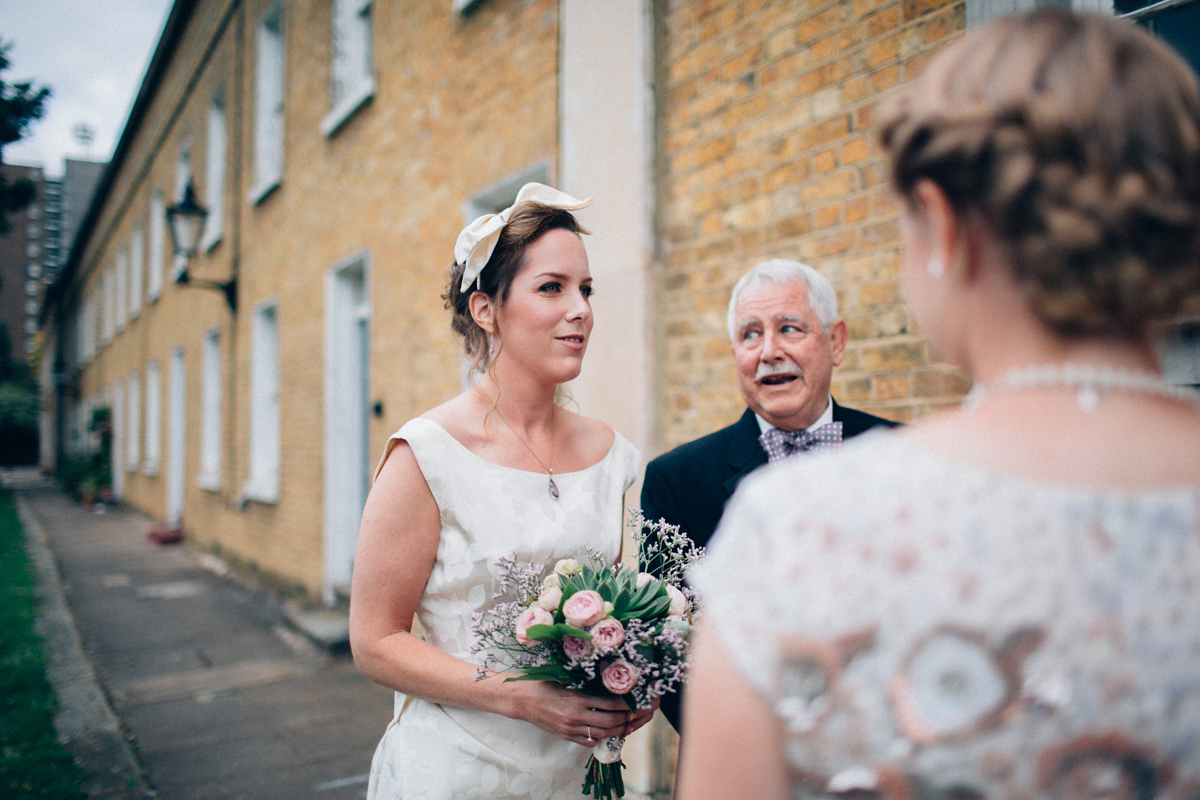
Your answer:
[494,406,560,499]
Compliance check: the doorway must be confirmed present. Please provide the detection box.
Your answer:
[324,255,370,605]
[166,347,186,527]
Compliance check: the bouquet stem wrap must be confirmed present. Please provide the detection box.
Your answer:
[584,737,625,799]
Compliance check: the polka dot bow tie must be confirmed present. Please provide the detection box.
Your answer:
[759,421,844,463]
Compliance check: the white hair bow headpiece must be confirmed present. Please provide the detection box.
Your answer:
[455,182,592,292]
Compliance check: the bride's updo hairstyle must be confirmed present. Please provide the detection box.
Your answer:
[444,202,588,376]
[879,10,1200,338]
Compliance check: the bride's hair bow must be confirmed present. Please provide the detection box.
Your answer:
[454,182,592,292]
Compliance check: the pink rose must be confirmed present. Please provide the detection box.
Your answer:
[563,590,606,629]
[601,659,639,695]
[515,605,554,647]
[588,617,625,653]
[562,635,594,662]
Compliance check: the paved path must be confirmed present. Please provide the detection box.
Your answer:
[7,469,393,800]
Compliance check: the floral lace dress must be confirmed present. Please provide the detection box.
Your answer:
[691,432,1200,800]
[367,418,639,800]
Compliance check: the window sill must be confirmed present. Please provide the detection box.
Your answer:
[201,231,223,253]
[240,480,278,506]
[143,462,159,477]
[248,176,281,206]
[198,472,221,492]
[320,78,376,138]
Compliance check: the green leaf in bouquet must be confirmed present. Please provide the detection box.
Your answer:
[505,664,576,683]
[611,587,633,617]
[627,594,671,621]
[559,582,581,607]
[617,568,638,593]
[525,622,592,642]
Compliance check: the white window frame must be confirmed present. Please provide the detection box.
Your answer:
[464,162,554,221]
[130,223,144,319]
[144,360,161,476]
[127,370,141,470]
[198,329,222,490]
[245,301,281,503]
[116,245,128,331]
[251,2,285,203]
[202,91,227,251]
[148,190,165,301]
[321,0,375,137]
[103,266,115,344]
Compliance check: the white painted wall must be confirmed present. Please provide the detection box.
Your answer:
[559,0,660,792]
[559,0,656,466]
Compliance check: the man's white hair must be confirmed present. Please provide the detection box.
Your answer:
[726,259,839,341]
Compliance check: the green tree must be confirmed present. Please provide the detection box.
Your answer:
[0,39,50,236]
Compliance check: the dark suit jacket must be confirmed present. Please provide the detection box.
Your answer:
[639,400,899,731]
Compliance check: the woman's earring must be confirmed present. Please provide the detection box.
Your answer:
[926,255,945,279]
[488,336,496,358]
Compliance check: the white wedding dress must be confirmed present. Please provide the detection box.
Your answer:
[366,417,639,800]
[693,431,1200,799]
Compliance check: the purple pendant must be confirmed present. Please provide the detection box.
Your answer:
[548,477,560,499]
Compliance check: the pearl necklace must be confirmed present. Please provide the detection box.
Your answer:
[963,363,1200,413]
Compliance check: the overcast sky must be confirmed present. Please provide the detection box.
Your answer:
[2,0,174,177]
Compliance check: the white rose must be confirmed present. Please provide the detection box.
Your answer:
[665,584,688,617]
[635,572,656,589]
[554,558,582,577]
[542,572,562,590]
[537,585,563,612]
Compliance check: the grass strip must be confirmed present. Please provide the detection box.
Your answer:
[0,488,86,798]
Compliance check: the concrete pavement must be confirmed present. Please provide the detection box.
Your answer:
[5,468,393,800]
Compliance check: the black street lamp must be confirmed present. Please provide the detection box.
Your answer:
[166,181,237,311]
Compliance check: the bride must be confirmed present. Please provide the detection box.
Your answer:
[678,10,1200,799]
[350,184,653,798]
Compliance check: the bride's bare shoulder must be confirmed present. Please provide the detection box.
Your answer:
[421,393,488,445]
[559,409,617,463]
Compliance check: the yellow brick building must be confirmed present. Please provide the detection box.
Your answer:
[46,0,1081,616]
[44,0,1200,604]
[39,0,1200,791]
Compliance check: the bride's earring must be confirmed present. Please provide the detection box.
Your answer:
[926,255,945,279]
[488,335,496,358]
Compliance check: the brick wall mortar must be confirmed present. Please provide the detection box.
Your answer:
[658,0,968,443]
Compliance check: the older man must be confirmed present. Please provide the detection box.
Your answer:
[640,258,899,731]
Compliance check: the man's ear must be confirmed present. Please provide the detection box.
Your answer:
[468,291,495,334]
[828,319,848,367]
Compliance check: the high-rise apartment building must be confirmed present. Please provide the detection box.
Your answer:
[0,159,104,374]
[0,163,50,371]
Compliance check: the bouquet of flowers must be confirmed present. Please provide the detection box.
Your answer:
[471,512,702,799]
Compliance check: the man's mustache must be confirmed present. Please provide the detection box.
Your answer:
[755,362,803,382]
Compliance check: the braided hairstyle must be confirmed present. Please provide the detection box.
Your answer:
[443,203,589,378]
[879,10,1200,338]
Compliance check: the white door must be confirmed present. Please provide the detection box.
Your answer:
[324,257,370,605]
[166,347,186,527]
[111,381,124,499]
